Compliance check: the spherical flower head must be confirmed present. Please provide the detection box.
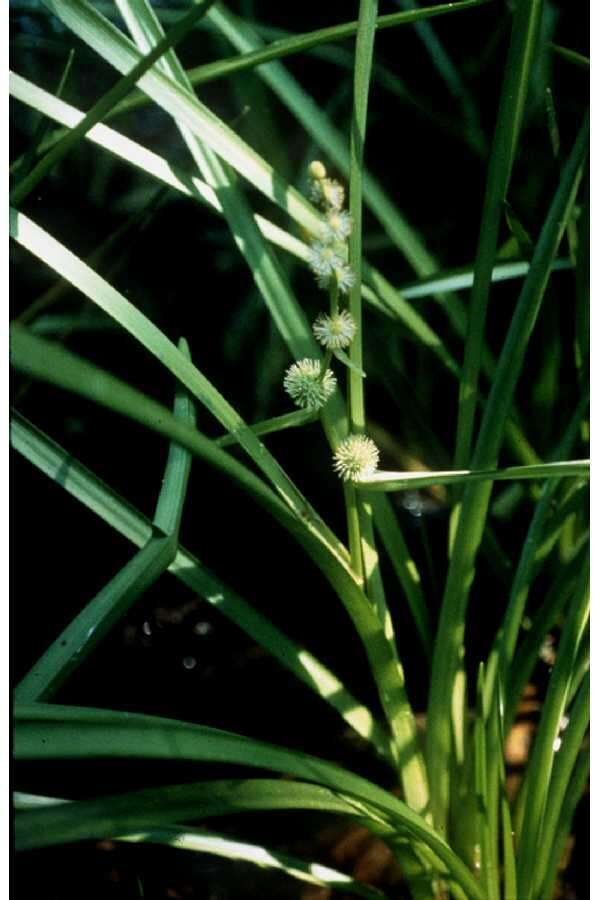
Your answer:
[308,242,354,294]
[284,358,337,410]
[308,240,345,280]
[313,310,356,350]
[333,434,380,482]
[320,210,352,243]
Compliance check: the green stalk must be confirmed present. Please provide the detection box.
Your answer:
[505,539,589,730]
[346,0,430,821]
[539,750,589,900]
[425,116,588,835]
[515,565,589,898]
[474,664,499,900]
[482,396,588,715]
[454,0,543,467]
[215,409,317,447]
[530,673,589,898]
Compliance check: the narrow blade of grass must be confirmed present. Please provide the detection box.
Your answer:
[11,47,74,184]
[357,460,588,491]
[10,331,427,779]
[13,704,485,899]
[397,258,571,299]
[474,663,499,900]
[548,42,590,69]
[11,0,217,206]
[9,208,350,567]
[454,0,544,467]
[515,564,589,898]
[40,0,324,236]
[112,1,493,120]
[14,794,386,900]
[13,778,393,851]
[13,345,195,702]
[215,409,318,447]
[483,396,588,716]
[370,494,433,661]
[425,115,588,835]
[539,750,589,900]
[505,539,589,729]
[11,411,394,762]
[343,0,429,818]
[530,672,589,898]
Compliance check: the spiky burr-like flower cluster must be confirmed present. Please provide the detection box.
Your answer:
[283,359,337,410]
[312,310,356,351]
[333,434,380,482]
[307,160,354,294]
[282,163,359,422]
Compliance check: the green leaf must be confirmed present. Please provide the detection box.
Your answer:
[425,114,588,835]
[40,0,323,235]
[474,663,498,900]
[10,412,393,762]
[454,0,544,468]
[397,258,571,300]
[332,347,366,378]
[215,409,318,448]
[548,42,590,69]
[111,0,494,120]
[530,673,589,898]
[14,793,386,898]
[13,703,485,899]
[9,208,349,568]
[356,460,589,492]
[516,565,589,899]
[10,0,217,206]
[13,344,194,702]
[539,751,589,900]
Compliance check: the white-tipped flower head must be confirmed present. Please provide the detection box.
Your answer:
[308,242,355,294]
[313,310,356,350]
[333,434,380,482]
[320,209,352,243]
[284,358,337,410]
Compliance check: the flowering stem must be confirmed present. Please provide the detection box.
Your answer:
[346,0,431,830]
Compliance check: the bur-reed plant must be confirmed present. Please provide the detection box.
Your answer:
[11,0,589,898]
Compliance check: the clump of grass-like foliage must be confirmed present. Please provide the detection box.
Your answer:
[11,1,588,898]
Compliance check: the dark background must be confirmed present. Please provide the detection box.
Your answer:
[11,0,589,897]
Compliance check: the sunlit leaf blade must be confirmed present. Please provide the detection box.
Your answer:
[13,703,485,899]
[356,460,588,492]
[40,0,323,235]
[10,0,217,205]
[13,792,386,898]
[397,258,571,299]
